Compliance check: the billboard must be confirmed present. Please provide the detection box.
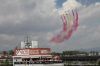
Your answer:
[15,48,51,56]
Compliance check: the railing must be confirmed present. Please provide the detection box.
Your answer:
[14,60,63,64]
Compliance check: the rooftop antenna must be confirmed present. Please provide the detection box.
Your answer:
[25,35,31,48]
[26,35,29,43]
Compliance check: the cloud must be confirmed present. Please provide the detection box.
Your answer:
[0,0,59,35]
[54,0,100,51]
[95,2,100,6]
[58,0,82,14]
[63,0,82,10]
[74,3,100,49]
[79,3,100,21]
[0,0,100,52]
[0,0,60,50]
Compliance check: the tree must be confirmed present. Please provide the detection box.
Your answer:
[3,59,10,66]
[8,50,14,55]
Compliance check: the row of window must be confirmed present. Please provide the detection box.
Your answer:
[14,61,63,64]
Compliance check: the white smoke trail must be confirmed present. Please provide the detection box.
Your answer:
[59,0,82,15]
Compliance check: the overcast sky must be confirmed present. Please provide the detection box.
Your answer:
[0,0,100,52]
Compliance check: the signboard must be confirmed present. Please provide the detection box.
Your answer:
[29,49,39,55]
[15,49,29,56]
[40,50,49,54]
[15,48,51,56]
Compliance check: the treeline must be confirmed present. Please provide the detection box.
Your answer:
[0,50,14,66]
[51,50,99,56]
[0,50,14,56]
[0,59,13,66]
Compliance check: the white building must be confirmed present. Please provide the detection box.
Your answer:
[13,40,64,66]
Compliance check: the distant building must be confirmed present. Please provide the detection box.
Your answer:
[13,39,64,66]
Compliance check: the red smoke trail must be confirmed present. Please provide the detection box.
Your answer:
[50,32,65,43]
[75,11,79,30]
[72,11,79,31]
[61,15,67,31]
[50,10,79,43]
[64,29,73,40]
[50,14,68,43]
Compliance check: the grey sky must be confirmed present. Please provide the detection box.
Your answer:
[0,0,100,52]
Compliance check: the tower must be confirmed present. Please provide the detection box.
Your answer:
[21,36,38,48]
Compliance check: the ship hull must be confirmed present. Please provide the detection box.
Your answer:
[14,63,64,66]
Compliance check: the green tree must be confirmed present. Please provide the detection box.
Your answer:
[4,59,9,66]
[8,50,14,55]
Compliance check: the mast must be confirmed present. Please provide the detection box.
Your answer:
[25,35,31,48]
[21,35,38,48]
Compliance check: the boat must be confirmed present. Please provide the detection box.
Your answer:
[13,37,64,66]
